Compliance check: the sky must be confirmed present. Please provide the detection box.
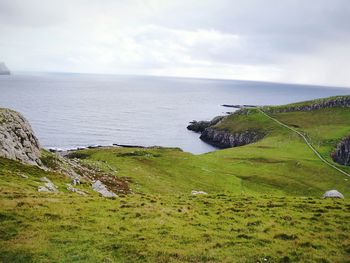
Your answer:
[1,0,350,87]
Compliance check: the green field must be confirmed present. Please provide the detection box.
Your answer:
[1,97,350,262]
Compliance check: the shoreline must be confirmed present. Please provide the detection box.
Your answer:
[47,143,184,156]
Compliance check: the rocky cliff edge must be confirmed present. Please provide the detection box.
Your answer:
[0,108,42,166]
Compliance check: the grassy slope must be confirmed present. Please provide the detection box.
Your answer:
[1,97,350,262]
[1,157,349,263]
[202,107,350,197]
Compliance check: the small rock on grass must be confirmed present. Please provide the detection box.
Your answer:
[322,190,344,199]
[191,190,208,195]
[66,184,87,195]
[38,177,58,192]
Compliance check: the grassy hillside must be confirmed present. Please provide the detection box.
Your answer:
[1,96,350,262]
[1,157,350,263]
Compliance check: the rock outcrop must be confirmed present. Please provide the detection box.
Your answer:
[0,108,42,166]
[92,180,117,198]
[200,128,265,148]
[187,116,225,133]
[0,62,10,75]
[332,136,350,166]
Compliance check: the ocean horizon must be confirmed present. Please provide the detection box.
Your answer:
[1,72,349,154]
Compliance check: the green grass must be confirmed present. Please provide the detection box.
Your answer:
[1,98,350,262]
[213,108,278,135]
[1,158,349,262]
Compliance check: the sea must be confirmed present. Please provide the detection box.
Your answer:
[0,73,349,154]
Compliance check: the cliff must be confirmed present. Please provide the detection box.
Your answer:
[332,136,350,166]
[188,110,266,148]
[200,127,265,148]
[0,62,10,75]
[0,108,42,166]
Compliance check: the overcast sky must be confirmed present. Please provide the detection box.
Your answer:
[1,0,350,87]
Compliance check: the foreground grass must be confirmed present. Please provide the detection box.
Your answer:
[1,158,349,263]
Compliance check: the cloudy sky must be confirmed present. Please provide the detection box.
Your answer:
[1,0,350,87]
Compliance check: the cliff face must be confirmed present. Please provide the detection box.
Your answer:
[0,108,42,166]
[332,136,350,166]
[200,128,265,148]
[188,111,265,149]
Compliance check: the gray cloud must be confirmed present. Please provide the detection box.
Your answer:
[0,0,350,86]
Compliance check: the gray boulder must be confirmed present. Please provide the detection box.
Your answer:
[322,190,344,199]
[0,108,42,166]
[38,177,58,192]
[92,180,117,198]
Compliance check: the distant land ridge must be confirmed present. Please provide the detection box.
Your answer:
[0,62,10,75]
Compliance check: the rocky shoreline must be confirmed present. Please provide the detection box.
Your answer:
[200,127,265,148]
[187,112,265,149]
[49,143,178,157]
[187,116,225,133]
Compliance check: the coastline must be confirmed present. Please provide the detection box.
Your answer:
[48,143,184,156]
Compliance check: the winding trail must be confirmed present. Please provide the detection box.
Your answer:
[258,108,350,177]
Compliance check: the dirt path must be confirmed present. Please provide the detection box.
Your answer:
[258,109,350,177]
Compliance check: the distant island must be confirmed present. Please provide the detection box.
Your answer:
[0,62,10,75]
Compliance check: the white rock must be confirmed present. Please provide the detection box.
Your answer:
[322,190,344,199]
[38,177,58,192]
[191,190,208,195]
[92,180,117,198]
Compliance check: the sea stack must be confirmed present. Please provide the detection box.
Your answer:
[0,62,10,75]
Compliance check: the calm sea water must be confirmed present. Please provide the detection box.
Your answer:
[0,73,349,154]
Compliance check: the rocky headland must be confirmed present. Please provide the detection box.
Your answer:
[187,115,225,133]
[188,109,265,148]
